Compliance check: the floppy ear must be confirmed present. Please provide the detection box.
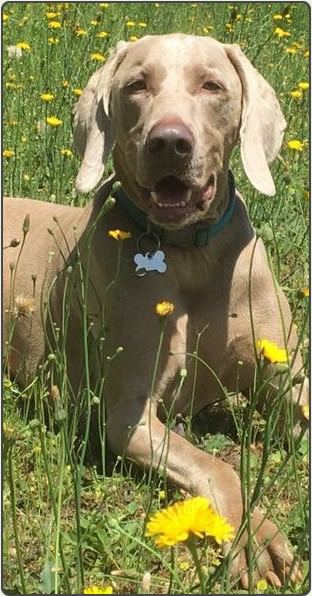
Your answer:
[74,41,129,193]
[226,44,286,196]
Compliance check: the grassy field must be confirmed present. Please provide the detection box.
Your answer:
[2,2,309,594]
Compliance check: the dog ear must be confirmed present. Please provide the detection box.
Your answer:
[226,44,286,196]
[74,41,128,193]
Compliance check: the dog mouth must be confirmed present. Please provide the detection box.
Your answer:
[140,174,216,224]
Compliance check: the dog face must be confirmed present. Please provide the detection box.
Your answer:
[109,35,242,228]
[74,34,286,228]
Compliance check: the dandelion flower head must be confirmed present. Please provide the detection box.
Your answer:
[146,496,234,547]
[257,339,288,363]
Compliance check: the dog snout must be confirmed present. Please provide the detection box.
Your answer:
[146,118,194,160]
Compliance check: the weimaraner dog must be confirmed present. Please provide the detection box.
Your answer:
[3,34,308,587]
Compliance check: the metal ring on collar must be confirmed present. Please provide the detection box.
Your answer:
[136,231,161,255]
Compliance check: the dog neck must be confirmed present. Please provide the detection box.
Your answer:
[113,170,236,248]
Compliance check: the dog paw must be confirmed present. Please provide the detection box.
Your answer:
[230,508,301,588]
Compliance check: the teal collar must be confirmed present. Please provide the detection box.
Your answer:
[114,170,236,248]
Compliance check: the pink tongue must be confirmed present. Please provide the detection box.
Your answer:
[155,177,189,204]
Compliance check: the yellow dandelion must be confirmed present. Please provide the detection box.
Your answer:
[256,578,268,591]
[126,20,136,27]
[96,31,109,38]
[180,561,190,570]
[46,11,60,19]
[48,21,61,29]
[301,404,309,421]
[16,41,30,50]
[83,587,113,595]
[226,23,234,32]
[273,14,283,20]
[60,148,73,157]
[138,22,148,27]
[203,25,214,33]
[158,490,166,500]
[290,90,302,99]
[156,301,175,317]
[3,149,14,158]
[48,37,59,45]
[40,93,54,102]
[90,20,98,26]
[73,88,82,96]
[129,35,139,41]
[304,49,309,57]
[100,2,109,7]
[62,79,69,88]
[146,496,234,547]
[76,29,87,36]
[257,339,288,363]
[9,120,18,126]
[298,82,309,90]
[274,27,291,37]
[91,52,106,62]
[3,423,17,440]
[285,47,297,54]
[108,229,132,241]
[287,139,304,151]
[305,190,309,200]
[3,13,8,21]
[300,287,309,297]
[46,116,63,126]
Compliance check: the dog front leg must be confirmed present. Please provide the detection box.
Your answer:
[107,398,241,519]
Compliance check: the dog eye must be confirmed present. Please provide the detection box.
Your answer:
[202,81,222,92]
[126,79,147,92]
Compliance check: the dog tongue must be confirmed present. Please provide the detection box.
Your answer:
[154,176,189,204]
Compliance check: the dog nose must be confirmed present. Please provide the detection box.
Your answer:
[147,119,194,159]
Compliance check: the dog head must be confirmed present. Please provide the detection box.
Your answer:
[74,34,286,229]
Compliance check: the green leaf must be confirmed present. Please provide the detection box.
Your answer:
[40,560,57,594]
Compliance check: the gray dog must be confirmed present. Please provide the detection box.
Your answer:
[3,35,308,586]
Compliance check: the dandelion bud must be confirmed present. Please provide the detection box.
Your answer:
[31,273,37,282]
[10,262,15,271]
[66,266,73,275]
[112,180,122,194]
[10,238,20,248]
[22,213,30,234]
[47,353,56,361]
[116,346,124,354]
[47,227,54,236]
[180,368,187,377]
[105,196,116,211]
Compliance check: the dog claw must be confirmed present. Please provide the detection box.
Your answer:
[265,570,282,588]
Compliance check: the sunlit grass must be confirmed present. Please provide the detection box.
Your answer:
[3,2,309,594]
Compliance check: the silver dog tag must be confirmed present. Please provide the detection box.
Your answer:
[134,250,167,275]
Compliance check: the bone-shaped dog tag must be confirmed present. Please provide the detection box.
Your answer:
[134,250,167,275]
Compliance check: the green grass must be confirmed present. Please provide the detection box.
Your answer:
[2,2,309,594]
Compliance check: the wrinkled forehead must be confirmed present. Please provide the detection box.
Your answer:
[116,34,237,80]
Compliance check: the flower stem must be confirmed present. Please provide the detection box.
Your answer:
[186,537,206,594]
